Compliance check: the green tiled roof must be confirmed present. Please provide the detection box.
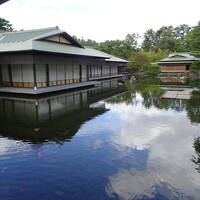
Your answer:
[160,53,200,63]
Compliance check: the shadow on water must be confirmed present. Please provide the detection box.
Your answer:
[0,79,126,143]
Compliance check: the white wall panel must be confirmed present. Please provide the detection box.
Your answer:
[73,65,80,79]
[65,65,73,80]
[22,65,34,82]
[36,65,46,82]
[1,64,9,81]
[57,64,65,80]
[11,64,22,82]
[82,65,87,81]
[49,64,57,81]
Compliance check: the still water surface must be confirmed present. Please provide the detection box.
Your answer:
[0,80,200,200]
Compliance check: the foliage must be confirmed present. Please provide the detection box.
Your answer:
[144,49,169,62]
[105,91,136,105]
[192,137,200,172]
[186,90,200,124]
[142,29,157,51]
[174,24,191,52]
[127,51,150,72]
[188,78,200,88]
[73,36,98,48]
[72,21,200,67]
[143,64,160,76]
[0,18,13,31]
[136,77,162,86]
[141,24,191,52]
[96,40,133,60]
[186,22,200,51]
[190,61,200,73]
[125,33,140,49]
[127,51,167,75]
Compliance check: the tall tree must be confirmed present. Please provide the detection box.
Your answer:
[97,40,133,59]
[155,26,176,51]
[125,33,140,50]
[142,29,156,51]
[174,24,190,51]
[174,24,190,40]
[0,18,13,31]
[186,22,200,51]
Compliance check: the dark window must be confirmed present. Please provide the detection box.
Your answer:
[186,65,190,70]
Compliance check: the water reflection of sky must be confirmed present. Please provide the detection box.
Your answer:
[1,91,200,200]
[102,93,200,200]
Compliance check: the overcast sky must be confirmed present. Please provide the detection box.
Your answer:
[0,0,200,42]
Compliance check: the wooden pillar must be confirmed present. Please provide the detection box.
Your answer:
[90,65,92,78]
[33,64,37,88]
[0,64,2,87]
[72,62,75,83]
[46,64,49,87]
[101,65,103,77]
[109,65,111,76]
[64,64,67,85]
[86,65,89,81]
[8,64,12,87]
[79,64,82,82]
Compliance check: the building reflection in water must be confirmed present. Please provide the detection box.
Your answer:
[0,79,125,143]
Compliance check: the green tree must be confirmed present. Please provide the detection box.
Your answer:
[155,26,176,51]
[0,18,13,31]
[145,49,169,62]
[186,22,200,51]
[190,61,200,78]
[174,24,191,40]
[125,33,140,50]
[127,51,150,73]
[142,29,157,51]
[174,24,190,51]
[73,36,98,48]
[97,40,133,59]
[143,64,160,76]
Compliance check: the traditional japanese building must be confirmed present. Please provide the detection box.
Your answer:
[158,53,200,82]
[0,27,128,94]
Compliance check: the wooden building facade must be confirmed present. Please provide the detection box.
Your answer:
[158,53,200,82]
[0,27,127,93]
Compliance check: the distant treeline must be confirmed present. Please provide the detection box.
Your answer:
[73,22,200,60]
[73,21,200,75]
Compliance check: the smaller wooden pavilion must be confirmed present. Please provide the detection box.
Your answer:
[158,53,200,82]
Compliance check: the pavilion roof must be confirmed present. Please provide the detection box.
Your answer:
[0,27,128,63]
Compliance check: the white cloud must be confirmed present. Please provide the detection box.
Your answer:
[0,0,200,41]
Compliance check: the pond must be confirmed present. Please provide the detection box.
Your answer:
[0,79,200,200]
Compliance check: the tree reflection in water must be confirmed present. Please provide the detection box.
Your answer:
[186,91,200,124]
[192,137,200,173]
[122,78,200,124]
[123,78,200,175]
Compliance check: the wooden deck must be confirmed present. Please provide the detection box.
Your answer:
[161,90,191,100]
[0,81,99,95]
